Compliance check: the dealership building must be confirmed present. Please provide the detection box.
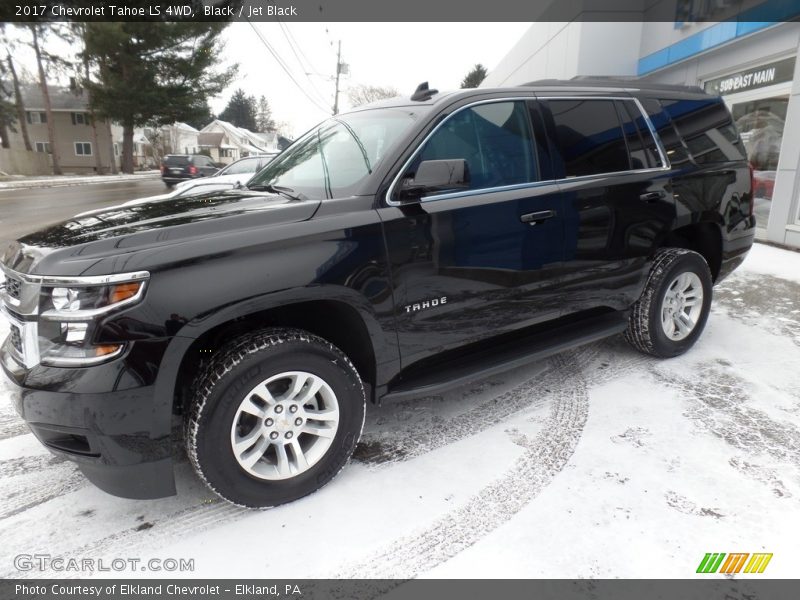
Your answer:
[482,8,800,249]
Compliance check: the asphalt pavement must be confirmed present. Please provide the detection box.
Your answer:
[0,178,167,242]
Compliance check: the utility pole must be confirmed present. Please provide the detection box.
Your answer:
[332,40,341,115]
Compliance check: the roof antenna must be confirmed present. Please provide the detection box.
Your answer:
[411,81,438,102]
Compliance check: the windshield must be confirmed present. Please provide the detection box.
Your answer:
[248,108,419,199]
[219,157,263,175]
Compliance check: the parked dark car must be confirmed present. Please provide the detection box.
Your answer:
[0,80,755,508]
[160,154,219,187]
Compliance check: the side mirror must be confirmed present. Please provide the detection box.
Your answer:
[399,159,470,202]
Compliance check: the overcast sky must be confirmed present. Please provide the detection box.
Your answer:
[5,22,530,138]
[216,22,531,136]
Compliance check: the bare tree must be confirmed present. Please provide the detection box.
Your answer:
[346,84,399,107]
[28,24,64,174]
[72,24,103,173]
[5,52,31,151]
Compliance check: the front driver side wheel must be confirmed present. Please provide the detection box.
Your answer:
[625,248,713,358]
[185,328,365,508]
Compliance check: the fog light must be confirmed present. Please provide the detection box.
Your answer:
[62,322,88,343]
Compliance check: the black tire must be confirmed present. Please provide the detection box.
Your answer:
[625,248,713,358]
[164,182,175,189]
[185,328,365,508]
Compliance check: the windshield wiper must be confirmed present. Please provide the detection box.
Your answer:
[247,183,306,201]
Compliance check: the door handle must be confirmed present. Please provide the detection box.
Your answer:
[520,210,556,226]
[639,191,665,202]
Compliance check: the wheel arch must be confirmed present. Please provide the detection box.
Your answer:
[660,221,723,282]
[153,286,392,425]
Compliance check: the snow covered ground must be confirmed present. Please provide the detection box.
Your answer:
[0,171,159,190]
[0,242,798,579]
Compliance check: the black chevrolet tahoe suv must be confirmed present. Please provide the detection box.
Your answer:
[0,81,755,508]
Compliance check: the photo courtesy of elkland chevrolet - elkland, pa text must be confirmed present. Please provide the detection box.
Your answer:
[0,1,799,599]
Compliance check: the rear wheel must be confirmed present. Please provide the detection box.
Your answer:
[185,328,365,508]
[625,248,713,358]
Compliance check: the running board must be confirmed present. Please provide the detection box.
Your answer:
[382,312,628,402]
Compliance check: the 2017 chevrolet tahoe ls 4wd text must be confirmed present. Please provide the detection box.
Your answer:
[0,80,755,507]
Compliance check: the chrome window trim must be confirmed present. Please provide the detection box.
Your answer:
[384,95,671,207]
[410,179,560,203]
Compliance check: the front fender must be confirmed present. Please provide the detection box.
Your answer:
[151,284,397,438]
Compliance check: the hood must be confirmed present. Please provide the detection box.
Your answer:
[1,189,320,276]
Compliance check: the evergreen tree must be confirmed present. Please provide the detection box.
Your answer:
[84,22,235,173]
[218,88,257,131]
[255,95,275,132]
[460,64,488,89]
[185,103,215,130]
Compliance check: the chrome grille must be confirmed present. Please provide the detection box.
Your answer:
[5,276,21,299]
[9,324,22,354]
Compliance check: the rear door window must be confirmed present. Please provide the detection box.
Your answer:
[617,100,664,169]
[541,99,630,177]
[639,98,691,166]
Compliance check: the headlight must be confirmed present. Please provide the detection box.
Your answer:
[42,281,145,320]
[37,276,148,366]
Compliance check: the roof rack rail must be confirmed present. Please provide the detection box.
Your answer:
[518,77,705,94]
[411,81,439,102]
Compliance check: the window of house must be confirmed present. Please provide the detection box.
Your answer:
[35,141,51,153]
[542,99,630,177]
[71,112,88,125]
[26,111,47,124]
[75,142,92,156]
[406,100,537,193]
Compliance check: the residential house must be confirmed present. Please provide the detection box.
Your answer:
[122,122,200,169]
[199,119,279,164]
[9,84,118,174]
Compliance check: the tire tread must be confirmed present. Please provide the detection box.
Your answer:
[184,327,365,508]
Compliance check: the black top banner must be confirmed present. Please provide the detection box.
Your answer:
[2,0,800,23]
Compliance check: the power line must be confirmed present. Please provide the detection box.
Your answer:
[247,21,330,114]
[276,21,329,108]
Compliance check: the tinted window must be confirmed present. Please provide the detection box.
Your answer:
[640,98,691,166]
[409,101,536,192]
[660,97,746,164]
[618,100,664,169]
[544,99,630,177]
[163,156,189,166]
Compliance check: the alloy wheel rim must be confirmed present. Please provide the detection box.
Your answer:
[660,271,704,341]
[230,371,340,480]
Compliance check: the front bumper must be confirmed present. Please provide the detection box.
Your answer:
[1,339,177,499]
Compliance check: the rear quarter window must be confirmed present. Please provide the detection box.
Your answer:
[658,97,747,164]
